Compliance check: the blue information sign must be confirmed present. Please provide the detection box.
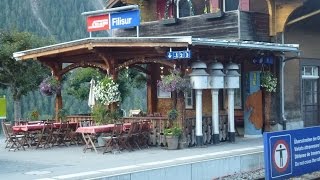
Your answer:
[110,10,140,29]
[167,50,191,59]
[264,127,320,180]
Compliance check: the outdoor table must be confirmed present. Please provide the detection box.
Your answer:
[12,124,46,133]
[53,122,79,130]
[76,123,131,153]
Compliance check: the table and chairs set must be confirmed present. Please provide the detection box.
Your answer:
[2,120,80,151]
[1,118,155,154]
[76,120,152,154]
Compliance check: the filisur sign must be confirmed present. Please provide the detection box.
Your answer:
[86,10,140,32]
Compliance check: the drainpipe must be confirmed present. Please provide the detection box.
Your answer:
[176,0,180,18]
[280,55,286,130]
[280,54,301,131]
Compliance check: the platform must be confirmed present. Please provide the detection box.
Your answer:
[0,136,263,180]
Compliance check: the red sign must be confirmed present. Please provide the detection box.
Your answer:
[87,14,109,32]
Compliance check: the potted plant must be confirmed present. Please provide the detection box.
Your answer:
[39,76,61,96]
[164,109,182,149]
[164,124,182,150]
[29,109,40,121]
[92,103,110,125]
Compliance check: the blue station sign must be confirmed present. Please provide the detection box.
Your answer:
[264,126,320,179]
[110,10,140,30]
[167,50,191,59]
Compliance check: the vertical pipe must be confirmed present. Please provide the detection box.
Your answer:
[196,89,203,145]
[212,89,220,144]
[176,0,180,18]
[280,55,287,130]
[228,89,235,142]
[137,26,139,37]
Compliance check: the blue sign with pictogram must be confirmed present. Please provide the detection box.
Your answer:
[167,50,191,59]
[264,127,320,180]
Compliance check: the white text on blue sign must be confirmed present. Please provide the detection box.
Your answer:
[167,50,191,59]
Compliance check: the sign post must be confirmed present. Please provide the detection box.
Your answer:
[264,127,320,179]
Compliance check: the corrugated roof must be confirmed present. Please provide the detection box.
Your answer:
[192,38,299,52]
[13,36,300,60]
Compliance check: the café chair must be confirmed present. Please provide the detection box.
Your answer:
[2,121,27,151]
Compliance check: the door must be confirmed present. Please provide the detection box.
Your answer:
[302,66,320,127]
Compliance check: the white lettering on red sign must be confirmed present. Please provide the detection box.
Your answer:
[89,19,109,29]
[87,14,109,32]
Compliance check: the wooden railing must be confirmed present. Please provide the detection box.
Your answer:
[122,116,169,146]
[67,115,93,123]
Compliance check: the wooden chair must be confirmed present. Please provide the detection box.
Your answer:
[123,122,140,151]
[139,121,151,148]
[102,123,123,154]
[1,121,10,148]
[79,120,94,127]
[79,120,95,146]
[52,121,69,147]
[2,121,27,151]
[36,122,53,149]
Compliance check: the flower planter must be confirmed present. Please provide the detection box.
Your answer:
[203,11,224,20]
[166,135,179,150]
[161,18,179,25]
[97,133,106,147]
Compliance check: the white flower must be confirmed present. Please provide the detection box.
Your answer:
[93,76,121,105]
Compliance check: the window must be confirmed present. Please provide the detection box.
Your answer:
[223,0,239,11]
[157,88,171,98]
[185,88,194,109]
[302,66,319,79]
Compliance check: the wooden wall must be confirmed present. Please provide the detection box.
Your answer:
[115,11,269,42]
[114,11,239,39]
[239,11,270,41]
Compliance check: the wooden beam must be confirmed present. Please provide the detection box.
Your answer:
[18,44,92,60]
[59,61,108,76]
[115,57,175,72]
[286,9,320,26]
[130,65,150,75]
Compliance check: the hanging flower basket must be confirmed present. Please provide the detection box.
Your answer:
[157,69,190,93]
[93,76,121,106]
[260,71,277,93]
[39,76,61,96]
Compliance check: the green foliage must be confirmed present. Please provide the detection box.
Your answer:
[157,69,190,92]
[66,68,104,100]
[168,109,178,121]
[164,125,182,137]
[92,103,110,125]
[57,108,68,121]
[261,71,277,93]
[117,68,146,101]
[0,30,52,101]
[29,109,40,121]
[0,1,148,121]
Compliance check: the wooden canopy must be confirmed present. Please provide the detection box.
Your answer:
[13,36,299,119]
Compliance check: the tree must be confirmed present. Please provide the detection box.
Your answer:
[67,67,146,102]
[0,30,53,121]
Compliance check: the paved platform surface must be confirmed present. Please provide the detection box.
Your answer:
[0,136,263,180]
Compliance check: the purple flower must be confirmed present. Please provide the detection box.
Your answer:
[157,69,190,92]
[39,77,61,96]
